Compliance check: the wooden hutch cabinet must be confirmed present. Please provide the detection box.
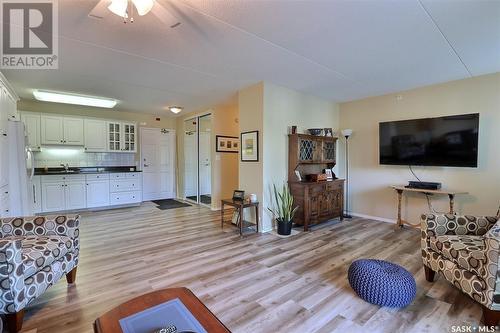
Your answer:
[288,134,344,231]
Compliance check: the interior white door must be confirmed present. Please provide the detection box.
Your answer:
[141,128,175,201]
[199,132,211,196]
[184,132,197,199]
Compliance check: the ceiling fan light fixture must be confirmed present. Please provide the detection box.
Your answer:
[132,0,155,16]
[108,0,128,17]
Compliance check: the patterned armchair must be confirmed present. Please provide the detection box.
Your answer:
[0,215,80,332]
[421,209,500,325]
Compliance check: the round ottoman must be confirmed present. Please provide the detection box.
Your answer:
[348,259,416,307]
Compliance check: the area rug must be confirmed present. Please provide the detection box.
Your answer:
[152,199,191,210]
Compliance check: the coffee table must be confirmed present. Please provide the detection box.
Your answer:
[94,288,230,333]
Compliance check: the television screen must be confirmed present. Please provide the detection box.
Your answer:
[379,113,479,167]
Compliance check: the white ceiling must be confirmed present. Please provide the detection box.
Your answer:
[2,0,499,116]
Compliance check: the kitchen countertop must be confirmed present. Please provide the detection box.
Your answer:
[34,166,141,176]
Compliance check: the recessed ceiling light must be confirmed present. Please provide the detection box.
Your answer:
[33,90,117,108]
[168,106,183,114]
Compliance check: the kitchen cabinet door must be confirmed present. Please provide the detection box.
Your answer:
[63,117,84,145]
[122,122,137,152]
[84,119,107,152]
[41,115,64,145]
[107,122,121,151]
[65,180,87,210]
[86,180,110,208]
[21,112,41,151]
[42,182,65,212]
[31,176,42,214]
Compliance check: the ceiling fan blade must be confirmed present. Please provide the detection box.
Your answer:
[151,2,181,28]
[89,0,113,19]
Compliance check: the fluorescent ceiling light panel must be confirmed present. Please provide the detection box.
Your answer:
[33,90,117,108]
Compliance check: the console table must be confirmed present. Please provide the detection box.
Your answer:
[390,185,468,228]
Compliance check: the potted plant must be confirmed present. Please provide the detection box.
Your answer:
[268,184,299,235]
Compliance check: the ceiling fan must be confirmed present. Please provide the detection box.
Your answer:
[89,0,181,28]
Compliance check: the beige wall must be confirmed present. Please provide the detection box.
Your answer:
[238,82,339,232]
[339,73,500,223]
[176,100,239,209]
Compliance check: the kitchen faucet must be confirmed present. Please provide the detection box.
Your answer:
[60,163,69,172]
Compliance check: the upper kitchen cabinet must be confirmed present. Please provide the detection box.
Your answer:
[84,118,107,152]
[107,121,137,153]
[41,114,84,145]
[21,112,41,151]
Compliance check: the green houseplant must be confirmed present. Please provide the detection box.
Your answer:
[268,183,299,235]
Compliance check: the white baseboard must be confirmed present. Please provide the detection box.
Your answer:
[350,212,397,224]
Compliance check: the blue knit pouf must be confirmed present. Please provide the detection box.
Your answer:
[348,259,416,308]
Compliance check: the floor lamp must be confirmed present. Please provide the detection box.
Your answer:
[341,129,353,219]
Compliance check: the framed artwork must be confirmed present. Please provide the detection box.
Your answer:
[241,130,259,162]
[216,135,239,153]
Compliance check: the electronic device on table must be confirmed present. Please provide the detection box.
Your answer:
[405,181,442,190]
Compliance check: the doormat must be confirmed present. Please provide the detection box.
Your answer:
[152,199,191,210]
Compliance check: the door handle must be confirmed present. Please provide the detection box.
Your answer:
[144,164,149,167]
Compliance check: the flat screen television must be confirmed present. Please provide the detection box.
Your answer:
[379,113,479,167]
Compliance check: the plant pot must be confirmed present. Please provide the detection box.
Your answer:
[277,219,293,235]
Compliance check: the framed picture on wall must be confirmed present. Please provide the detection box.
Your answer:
[216,135,239,153]
[241,130,259,162]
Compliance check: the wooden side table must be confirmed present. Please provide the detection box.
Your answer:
[221,199,259,236]
[94,288,230,333]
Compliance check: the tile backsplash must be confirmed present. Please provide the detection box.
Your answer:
[34,148,136,168]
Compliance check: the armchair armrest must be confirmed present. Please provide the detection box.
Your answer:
[0,215,80,240]
[0,239,26,313]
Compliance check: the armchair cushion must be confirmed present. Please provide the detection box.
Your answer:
[429,235,485,276]
[3,235,73,278]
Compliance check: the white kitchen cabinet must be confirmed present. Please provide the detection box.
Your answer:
[107,121,137,153]
[86,176,110,208]
[122,122,137,152]
[41,114,84,145]
[0,129,8,189]
[109,172,142,205]
[63,117,84,145]
[21,112,41,151]
[84,119,107,152]
[41,181,66,212]
[0,185,9,217]
[30,176,42,214]
[65,180,87,210]
[41,115,64,145]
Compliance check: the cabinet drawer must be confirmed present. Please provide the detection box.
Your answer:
[41,174,86,183]
[110,191,141,205]
[126,172,141,179]
[326,181,343,191]
[110,173,127,179]
[110,179,141,192]
[86,173,110,181]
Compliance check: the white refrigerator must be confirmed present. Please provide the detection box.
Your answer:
[8,120,34,217]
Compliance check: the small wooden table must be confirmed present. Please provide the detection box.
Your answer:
[94,288,230,333]
[221,199,259,236]
[391,185,468,228]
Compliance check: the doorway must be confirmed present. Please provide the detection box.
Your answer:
[141,128,176,200]
[183,114,212,206]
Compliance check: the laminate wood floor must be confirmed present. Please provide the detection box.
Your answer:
[16,202,480,333]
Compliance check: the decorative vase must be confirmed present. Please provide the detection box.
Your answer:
[277,219,292,235]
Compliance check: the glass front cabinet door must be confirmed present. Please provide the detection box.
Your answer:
[122,122,136,152]
[107,122,121,151]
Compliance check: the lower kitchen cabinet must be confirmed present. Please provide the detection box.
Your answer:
[86,179,110,208]
[39,172,142,213]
